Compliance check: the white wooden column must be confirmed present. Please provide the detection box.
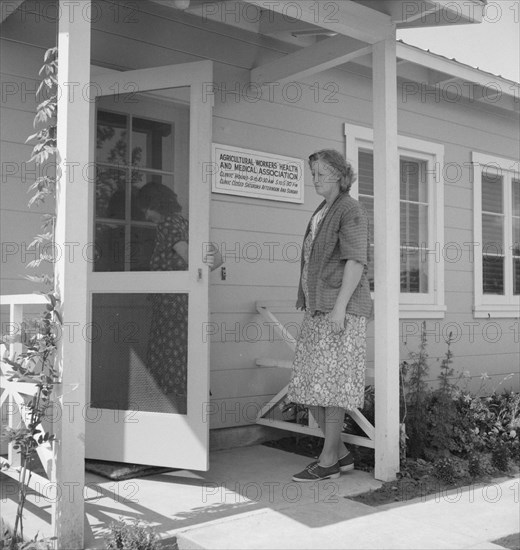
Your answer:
[53,2,91,547]
[372,35,400,481]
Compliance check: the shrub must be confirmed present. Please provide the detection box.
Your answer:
[0,527,55,550]
[400,322,430,459]
[468,454,482,478]
[491,442,511,472]
[104,518,159,550]
[432,457,456,484]
[399,325,519,473]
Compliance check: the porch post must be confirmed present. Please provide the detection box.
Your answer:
[372,35,400,481]
[53,1,91,547]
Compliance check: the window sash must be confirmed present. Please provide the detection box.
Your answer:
[358,152,431,295]
[472,152,520,313]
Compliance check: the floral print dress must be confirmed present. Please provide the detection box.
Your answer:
[287,209,367,410]
[147,214,189,410]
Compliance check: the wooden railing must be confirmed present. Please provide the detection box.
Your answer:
[0,294,55,530]
[255,301,375,448]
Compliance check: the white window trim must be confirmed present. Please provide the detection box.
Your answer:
[472,152,520,318]
[345,123,446,319]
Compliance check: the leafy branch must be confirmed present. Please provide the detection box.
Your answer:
[1,46,60,550]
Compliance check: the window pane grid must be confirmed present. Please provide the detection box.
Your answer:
[94,91,189,273]
[513,180,520,217]
[359,152,430,295]
[480,167,513,297]
[482,173,503,214]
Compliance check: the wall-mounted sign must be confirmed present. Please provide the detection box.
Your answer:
[212,144,304,204]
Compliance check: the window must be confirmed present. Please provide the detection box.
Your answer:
[472,152,520,317]
[345,124,446,318]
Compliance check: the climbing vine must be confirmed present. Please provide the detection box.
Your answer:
[1,46,60,549]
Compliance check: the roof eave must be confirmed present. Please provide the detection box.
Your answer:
[394,0,486,29]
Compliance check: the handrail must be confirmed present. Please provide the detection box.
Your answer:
[0,293,55,482]
[0,294,48,306]
[254,300,376,447]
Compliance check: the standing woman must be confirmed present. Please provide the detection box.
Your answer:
[288,149,372,482]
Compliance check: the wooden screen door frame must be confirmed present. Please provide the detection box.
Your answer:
[85,61,213,470]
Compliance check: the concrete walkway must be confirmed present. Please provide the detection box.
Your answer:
[82,444,381,548]
[2,444,518,549]
[82,444,518,550]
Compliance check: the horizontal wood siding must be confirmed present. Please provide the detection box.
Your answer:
[1,0,518,434]
[1,11,56,295]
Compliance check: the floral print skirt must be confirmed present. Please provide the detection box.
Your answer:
[147,293,188,410]
[287,311,367,409]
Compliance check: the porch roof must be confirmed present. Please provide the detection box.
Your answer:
[145,0,488,47]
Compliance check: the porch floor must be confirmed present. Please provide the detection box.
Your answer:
[1,445,518,549]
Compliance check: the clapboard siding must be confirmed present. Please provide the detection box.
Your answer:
[0,209,53,289]
[1,0,518,445]
[0,73,39,113]
[1,177,54,214]
[0,109,37,144]
[210,367,291,399]
[210,286,301,313]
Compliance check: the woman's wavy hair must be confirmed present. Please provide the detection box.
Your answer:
[308,149,356,194]
[138,181,182,217]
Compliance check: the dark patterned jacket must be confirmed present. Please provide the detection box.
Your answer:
[296,192,373,317]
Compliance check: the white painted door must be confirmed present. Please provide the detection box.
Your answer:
[85,61,213,470]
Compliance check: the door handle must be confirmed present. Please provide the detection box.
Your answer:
[198,268,203,280]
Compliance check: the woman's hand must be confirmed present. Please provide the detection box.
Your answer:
[327,306,346,333]
[203,243,223,271]
[328,260,364,333]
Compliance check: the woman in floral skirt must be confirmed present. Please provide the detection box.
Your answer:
[288,150,373,482]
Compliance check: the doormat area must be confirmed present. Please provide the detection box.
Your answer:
[85,459,176,481]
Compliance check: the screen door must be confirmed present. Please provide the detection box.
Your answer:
[85,62,213,470]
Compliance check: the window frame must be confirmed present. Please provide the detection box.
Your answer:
[472,152,520,318]
[345,123,446,319]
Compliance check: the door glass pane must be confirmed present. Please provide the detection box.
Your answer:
[95,166,126,220]
[96,111,128,165]
[90,293,188,415]
[94,87,190,272]
[94,223,125,272]
[132,117,174,171]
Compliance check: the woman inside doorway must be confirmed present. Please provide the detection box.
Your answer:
[139,181,222,413]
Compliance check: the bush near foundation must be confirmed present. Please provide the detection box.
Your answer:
[352,327,518,506]
[278,323,518,504]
